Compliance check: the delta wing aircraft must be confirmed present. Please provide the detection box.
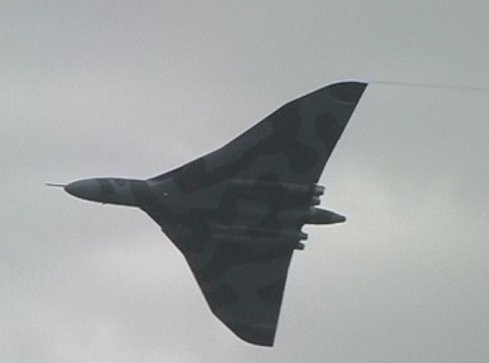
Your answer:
[57,81,367,346]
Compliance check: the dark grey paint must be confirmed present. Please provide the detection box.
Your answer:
[64,81,367,346]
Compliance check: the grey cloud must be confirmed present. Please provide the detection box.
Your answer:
[2,1,489,362]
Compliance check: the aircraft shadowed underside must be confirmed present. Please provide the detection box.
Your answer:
[61,81,367,346]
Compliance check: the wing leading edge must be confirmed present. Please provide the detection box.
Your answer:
[142,81,367,346]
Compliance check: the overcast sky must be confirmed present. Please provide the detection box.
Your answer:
[2,1,489,362]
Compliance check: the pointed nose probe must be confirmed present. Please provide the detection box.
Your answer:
[46,183,66,188]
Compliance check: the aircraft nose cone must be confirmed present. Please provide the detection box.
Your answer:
[65,179,102,202]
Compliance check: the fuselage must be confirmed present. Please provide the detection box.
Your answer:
[65,177,346,226]
[65,178,144,206]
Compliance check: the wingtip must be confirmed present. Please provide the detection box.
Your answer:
[225,321,277,347]
[327,81,368,104]
[330,79,369,86]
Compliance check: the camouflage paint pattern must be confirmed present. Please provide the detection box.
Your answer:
[64,81,367,346]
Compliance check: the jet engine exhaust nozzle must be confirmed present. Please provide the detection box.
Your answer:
[306,207,346,225]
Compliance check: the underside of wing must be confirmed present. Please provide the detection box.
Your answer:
[151,81,367,188]
[139,81,368,346]
[161,221,297,346]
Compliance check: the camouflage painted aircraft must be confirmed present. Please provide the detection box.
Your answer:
[59,81,367,346]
